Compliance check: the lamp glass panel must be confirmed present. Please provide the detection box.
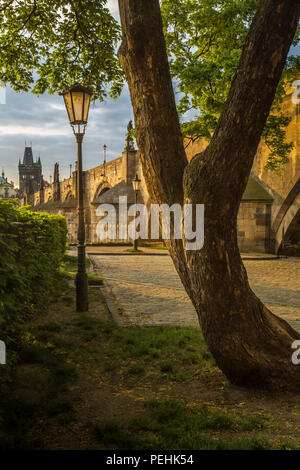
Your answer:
[83,92,91,122]
[71,91,84,123]
[63,92,75,123]
[132,179,141,191]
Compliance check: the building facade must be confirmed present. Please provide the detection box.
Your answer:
[0,169,17,199]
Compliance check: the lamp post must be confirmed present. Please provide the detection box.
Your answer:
[102,144,107,178]
[132,174,141,251]
[61,83,92,312]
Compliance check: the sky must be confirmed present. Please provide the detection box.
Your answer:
[0,0,126,186]
[0,0,298,187]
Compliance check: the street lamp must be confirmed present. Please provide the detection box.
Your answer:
[132,174,141,251]
[61,83,92,312]
[101,144,107,177]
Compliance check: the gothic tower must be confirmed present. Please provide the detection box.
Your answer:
[18,145,42,195]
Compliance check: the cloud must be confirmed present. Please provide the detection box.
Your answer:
[0,125,69,136]
[0,83,133,186]
[106,0,119,16]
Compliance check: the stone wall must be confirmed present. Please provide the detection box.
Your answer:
[237,202,272,253]
[252,87,300,252]
[184,86,300,254]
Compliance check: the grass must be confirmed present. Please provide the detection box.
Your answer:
[127,364,145,375]
[239,414,269,431]
[140,242,168,250]
[61,254,89,273]
[1,252,300,450]
[91,399,272,450]
[103,323,216,382]
[0,339,78,449]
[124,248,144,253]
[86,242,131,247]
[60,255,103,284]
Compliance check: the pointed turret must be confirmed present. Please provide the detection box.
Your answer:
[23,146,34,165]
[40,175,45,191]
[53,163,61,201]
[54,162,60,183]
[19,144,42,195]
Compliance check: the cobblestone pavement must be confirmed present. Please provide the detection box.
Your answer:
[90,255,300,330]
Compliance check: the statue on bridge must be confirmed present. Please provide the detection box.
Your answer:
[126,120,135,151]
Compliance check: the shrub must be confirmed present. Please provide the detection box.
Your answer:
[0,200,67,357]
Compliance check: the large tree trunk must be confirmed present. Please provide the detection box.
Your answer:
[118,0,300,390]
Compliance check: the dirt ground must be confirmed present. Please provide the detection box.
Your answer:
[6,281,297,451]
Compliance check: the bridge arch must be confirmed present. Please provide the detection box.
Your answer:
[64,190,74,201]
[92,182,112,203]
[272,176,300,254]
[281,207,300,255]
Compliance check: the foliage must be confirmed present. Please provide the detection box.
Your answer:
[0,199,67,356]
[0,0,123,100]
[161,0,300,171]
[0,340,77,449]
[0,1,298,170]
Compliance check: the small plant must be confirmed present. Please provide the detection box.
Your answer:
[37,322,62,333]
[205,411,235,430]
[44,396,74,417]
[239,414,268,431]
[92,422,140,449]
[127,364,145,375]
[103,363,118,373]
[73,315,104,341]
[61,295,73,305]
[159,361,173,373]
[144,399,183,423]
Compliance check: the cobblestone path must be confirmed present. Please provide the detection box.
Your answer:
[91,255,300,330]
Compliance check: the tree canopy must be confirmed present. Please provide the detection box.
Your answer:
[161,0,300,170]
[0,0,123,99]
[0,0,299,169]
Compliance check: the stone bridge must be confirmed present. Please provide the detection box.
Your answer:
[29,136,143,244]
[252,85,300,255]
[185,85,300,255]
[27,87,300,255]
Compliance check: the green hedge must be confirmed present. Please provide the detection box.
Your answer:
[0,200,67,354]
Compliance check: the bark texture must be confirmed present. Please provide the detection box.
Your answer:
[118,0,300,390]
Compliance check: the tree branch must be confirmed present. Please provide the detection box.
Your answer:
[118,0,187,207]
